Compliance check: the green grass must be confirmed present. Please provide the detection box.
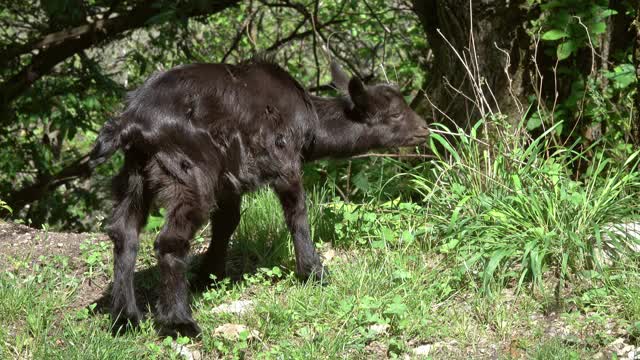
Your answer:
[1,123,639,358]
[408,122,640,295]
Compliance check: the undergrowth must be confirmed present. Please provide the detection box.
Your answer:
[1,123,639,359]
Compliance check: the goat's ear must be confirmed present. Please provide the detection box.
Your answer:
[348,77,368,109]
[330,61,350,93]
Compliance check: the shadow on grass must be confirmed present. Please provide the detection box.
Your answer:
[91,236,294,321]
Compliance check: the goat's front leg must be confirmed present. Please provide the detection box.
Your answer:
[273,177,327,282]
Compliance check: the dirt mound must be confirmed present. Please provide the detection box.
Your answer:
[0,220,112,309]
[0,220,108,269]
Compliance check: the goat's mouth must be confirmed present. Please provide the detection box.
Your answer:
[405,127,430,146]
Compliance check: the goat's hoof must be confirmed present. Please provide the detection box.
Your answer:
[158,320,202,339]
[111,309,142,335]
[298,264,330,285]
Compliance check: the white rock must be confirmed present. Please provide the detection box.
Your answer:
[618,344,635,357]
[412,344,432,357]
[213,323,260,341]
[171,344,201,360]
[322,248,337,262]
[368,323,390,335]
[211,300,254,315]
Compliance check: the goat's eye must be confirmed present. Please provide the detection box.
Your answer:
[390,113,403,121]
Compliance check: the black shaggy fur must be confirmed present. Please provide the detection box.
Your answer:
[89,59,429,338]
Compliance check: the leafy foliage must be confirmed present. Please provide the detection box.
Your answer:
[0,0,425,230]
[538,0,614,60]
[411,121,639,292]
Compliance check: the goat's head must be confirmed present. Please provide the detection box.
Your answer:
[330,62,430,148]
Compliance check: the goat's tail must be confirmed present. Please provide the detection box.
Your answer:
[88,117,125,169]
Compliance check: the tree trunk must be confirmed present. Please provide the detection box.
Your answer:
[411,0,530,131]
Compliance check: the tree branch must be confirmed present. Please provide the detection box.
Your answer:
[265,18,344,52]
[0,0,240,118]
[8,155,92,213]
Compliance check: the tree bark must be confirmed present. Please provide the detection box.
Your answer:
[411,0,530,130]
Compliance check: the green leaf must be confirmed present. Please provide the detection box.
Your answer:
[526,114,542,130]
[384,297,407,316]
[541,29,568,41]
[483,249,513,290]
[401,230,414,243]
[380,227,395,242]
[429,133,460,162]
[371,240,386,249]
[556,40,576,60]
[605,63,636,89]
[352,170,370,192]
[591,22,606,35]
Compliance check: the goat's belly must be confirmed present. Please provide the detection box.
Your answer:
[220,151,300,195]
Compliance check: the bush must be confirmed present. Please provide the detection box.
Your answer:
[405,121,640,292]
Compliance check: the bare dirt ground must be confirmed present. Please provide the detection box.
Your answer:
[0,220,112,310]
[0,220,107,269]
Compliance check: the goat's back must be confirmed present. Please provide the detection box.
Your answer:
[121,61,314,147]
[112,60,316,191]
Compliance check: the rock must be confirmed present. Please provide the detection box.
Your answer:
[609,337,625,350]
[412,344,432,357]
[211,300,254,315]
[618,344,635,358]
[213,323,260,341]
[322,248,336,262]
[368,324,390,335]
[364,341,388,359]
[171,343,202,360]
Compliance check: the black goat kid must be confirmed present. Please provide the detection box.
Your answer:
[89,59,429,338]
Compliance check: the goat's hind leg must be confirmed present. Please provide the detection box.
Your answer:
[153,174,210,338]
[107,157,151,334]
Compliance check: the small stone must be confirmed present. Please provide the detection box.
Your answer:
[364,341,388,359]
[211,300,254,315]
[412,344,432,357]
[368,324,390,335]
[609,337,626,350]
[618,344,634,357]
[57,243,63,248]
[171,343,201,360]
[213,323,260,341]
[322,248,336,262]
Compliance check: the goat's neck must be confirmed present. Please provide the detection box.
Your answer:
[304,95,378,161]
